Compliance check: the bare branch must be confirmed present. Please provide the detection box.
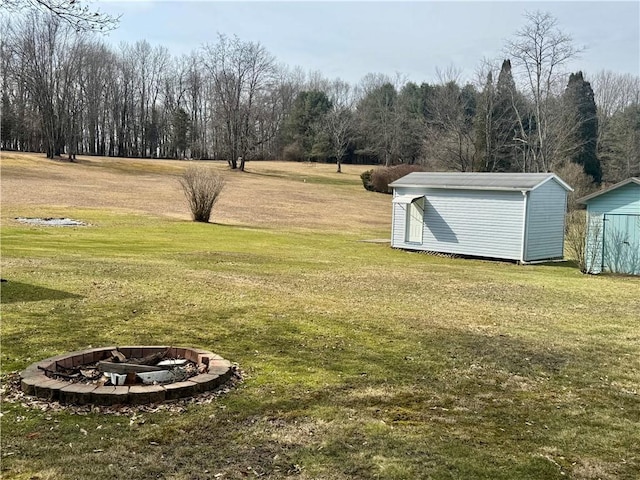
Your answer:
[1,0,120,32]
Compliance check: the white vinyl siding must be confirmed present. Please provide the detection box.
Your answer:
[524,179,567,261]
[392,188,524,259]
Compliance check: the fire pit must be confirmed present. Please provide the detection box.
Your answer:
[20,346,233,405]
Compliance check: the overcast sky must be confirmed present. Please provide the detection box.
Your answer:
[99,1,640,85]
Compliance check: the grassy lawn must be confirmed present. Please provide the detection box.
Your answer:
[1,153,639,479]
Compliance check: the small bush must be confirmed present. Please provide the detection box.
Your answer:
[360,169,375,191]
[368,164,426,194]
[565,210,602,273]
[179,165,225,223]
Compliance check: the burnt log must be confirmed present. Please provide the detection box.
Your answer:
[110,349,127,362]
[127,349,170,366]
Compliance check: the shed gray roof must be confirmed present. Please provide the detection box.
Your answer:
[577,177,640,204]
[388,172,573,192]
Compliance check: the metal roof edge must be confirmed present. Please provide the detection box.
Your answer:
[389,173,573,192]
[577,177,640,204]
[389,183,532,192]
[531,174,574,192]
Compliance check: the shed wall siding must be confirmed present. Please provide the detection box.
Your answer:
[585,183,640,215]
[584,184,640,275]
[391,188,524,259]
[524,179,567,261]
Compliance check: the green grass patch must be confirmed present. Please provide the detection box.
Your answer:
[2,209,639,479]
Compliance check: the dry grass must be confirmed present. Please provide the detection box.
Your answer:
[1,152,388,233]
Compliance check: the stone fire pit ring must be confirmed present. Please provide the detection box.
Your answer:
[20,346,233,405]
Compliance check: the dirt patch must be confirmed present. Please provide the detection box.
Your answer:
[15,217,88,227]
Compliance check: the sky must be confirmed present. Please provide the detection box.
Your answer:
[98,1,640,86]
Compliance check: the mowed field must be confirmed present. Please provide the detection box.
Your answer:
[1,152,639,480]
[0,152,389,232]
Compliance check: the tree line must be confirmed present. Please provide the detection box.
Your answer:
[1,11,638,183]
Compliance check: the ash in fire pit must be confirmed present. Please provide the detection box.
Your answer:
[20,346,233,405]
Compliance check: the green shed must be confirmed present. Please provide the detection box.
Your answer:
[578,177,640,275]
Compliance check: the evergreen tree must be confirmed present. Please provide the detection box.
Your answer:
[474,61,520,172]
[283,90,332,161]
[355,82,400,166]
[493,59,519,172]
[1,92,15,150]
[563,72,602,182]
[172,107,190,158]
[396,82,425,164]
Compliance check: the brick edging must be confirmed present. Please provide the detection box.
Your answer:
[20,346,232,405]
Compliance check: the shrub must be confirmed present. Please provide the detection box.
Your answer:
[554,162,597,211]
[179,165,225,223]
[360,169,375,191]
[565,210,601,273]
[367,164,426,194]
[283,142,305,162]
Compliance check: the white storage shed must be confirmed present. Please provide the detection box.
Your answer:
[388,172,573,262]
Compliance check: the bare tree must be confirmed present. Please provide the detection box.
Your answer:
[590,70,640,132]
[1,0,119,32]
[435,64,464,85]
[554,161,596,211]
[506,11,582,172]
[599,103,640,182]
[306,69,331,93]
[589,70,640,181]
[165,52,212,159]
[424,81,477,172]
[77,40,114,155]
[6,13,84,158]
[324,79,357,172]
[136,41,169,158]
[182,53,208,159]
[472,57,500,91]
[202,35,277,170]
[2,20,295,162]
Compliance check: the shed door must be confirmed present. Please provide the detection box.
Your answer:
[602,214,640,275]
[406,198,424,243]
